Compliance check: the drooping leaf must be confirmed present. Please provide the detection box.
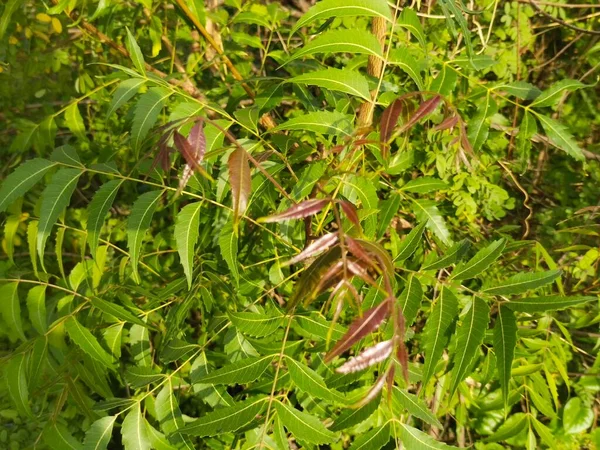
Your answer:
[229,311,283,337]
[449,297,490,396]
[397,8,426,49]
[293,0,392,33]
[122,404,151,450]
[127,190,162,283]
[218,219,239,281]
[37,168,82,264]
[343,175,378,238]
[531,79,586,108]
[336,339,393,374]
[422,287,459,385]
[131,87,171,150]
[92,298,147,327]
[125,27,146,76]
[412,199,452,246]
[536,114,585,161]
[289,29,383,63]
[228,147,252,223]
[392,387,442,428]
[430,64,458,96]
[107,78,146,117]
[395,222,426,262]
[467,94,498,151]
[398,275,422,327]
[485,413,528,443]
[377,194,401,239]
[175,202,202,289]
[563,397,594,435]
[293,313,347,342]
[182,398,266,436]
[284,232,339,266]
[506,295,596,313]
[194,355,274,385]
[43,422,83,450]
[83,416,116,450]
[451,239,506,281]
[438,0,473,57]
[422,239,470,271]
[493,305,517,412]
[65,316,114,369]
[388,49,425,90]
[399,423,458,449]
[87,179,123,257]
[272,110,353,137]
[275,401,338,445]
[26,285,46,334]
[261,199,329,223]
[326,299,390,362]
[349,423,390,450]
[0,159,56,214]
[5,352,32,418]
[286,357,346,403]
[400,95,442,133]
[0,282,25,341]
[484,270,562,296]
[289,68,370,100]
[155,381,192,446]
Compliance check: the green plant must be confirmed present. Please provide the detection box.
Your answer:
[1,0,599,449]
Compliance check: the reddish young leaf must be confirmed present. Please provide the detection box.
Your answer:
[284,232,339,266]
[352,370,388,409]
[433,115,459,132]
[396,309,409,382]
[188,121,206,162]
[346,259,377,286]
[380,98,404,144]
[400,95,442,133]
[336,339,393,374]
[353,240,395,286]
[459,119,474,154]
[228,147,252,222]
[326,299,391,362]
[346,237,379,271]
[338,200,360,228]
[261,199,330,223]
[314,260,344,296]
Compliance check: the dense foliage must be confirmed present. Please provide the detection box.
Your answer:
[1,0,599,449]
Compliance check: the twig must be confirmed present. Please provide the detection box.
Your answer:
[529,0,600,35]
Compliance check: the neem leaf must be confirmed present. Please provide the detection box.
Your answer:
[451,239,506,281]
[272,110,353,137]
[175,201,202,289]
[228,147,252,223]
[5,353,32,418]
[483,270,562,296]
[275,401,338,445]
[83,416,116,450]
[261,199,330,223]
[506,295,596,313]
[87,179,123,257]
[127,190,162,283]
[182,398,266,437]
[194,355,274,385]
[286,357,346,404]
[493,305,517,412]
[125,27,146,76]
[293,0,392,33]
[228,311,283,337]
[122,403,151,450]
[289,68,370,100]
[0,159,57,214]
[288,29,383,63]
[65,316,114,369]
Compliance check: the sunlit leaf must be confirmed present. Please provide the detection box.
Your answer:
[506,295,596,312]
[293,0,392,33]
[484,270,562,296]
[127,190,162,283]
[182,398,266,436]
[451,239,506,281]
[275,401,338,445]
[122,403,151,450]
[175,202,202,289]
[87,179,123,257]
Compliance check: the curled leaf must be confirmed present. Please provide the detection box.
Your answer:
[261,198,330,223]
[336,339,393,374]
[284,233,339,266]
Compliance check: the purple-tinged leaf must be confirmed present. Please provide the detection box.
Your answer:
[188,122,206,162]
[433,115,459,132]
[284,233,339,266]
[314,260,344,296]
[228,147,252,223]
[261,199,330,223]
[174,130,212,191]
[380,98,403,144]
[338,200,360,228]
[336,339,393,374]
[400,95,442,132]
[346,237,379,271]
[346,260,377,286]
[326,299,391,362]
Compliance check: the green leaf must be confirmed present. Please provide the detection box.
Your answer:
[496,81,541,100]
[349,423,390,450]
[531,416,558,450]
[536,114,584,161]
[125,366,163,389]
[438,0,473,57]
[51,144,81,166]
[388,48,425,90]
[108,78,146,117]
[401,177,448,194]
[130,323,152,366]
[272,110,353,137]
[451,239,506,281]
[392,387,442,428]
[331,395,379,431]
[83,416,116,450]
[64,103,87,141]
[0,158,56,213]
[422,239,470,271]
[291,160,327,200]
[430,64,458,96]
[127,190,162,283]
[28,336,48,391]
[493,305,517,412]
[531,79,586,108]
[26,285,47,334]
[506,295,596,313]
[155,381,192,447]
[0,282,25,341]
[285,357,346,404]
[449,297,490,396]
[125,27,146,76]
[467,94,497,151]
[145,422,178,450]
[289,68,370,100]
[87,180,123,257]
[43,422,83,450]
[275,401,338,445]
[229,310,283,337]
[288,29,383,63]
[0,0,25,40]
[398,274,422,327]
[398,423,457,449]
[194,355,274,385]
[175,202,202,289]
[181,397,265,436]
[5,353,32,418]
[293,312,347,341]
[395,222,426,262]
[37,168,82,265]
[343,175,378,238]
[122,404,151,450]
[65,316,114,369]
[397,8,426,49]
[131,87,171,150]
[412,199,452,246]
[422,287,459,386]
[219,219,239,281]
[378,194,401,239]
[484,270,562,296]
[293,0,392,33]
[485,413,528,442]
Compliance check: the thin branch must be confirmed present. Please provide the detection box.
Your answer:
[529,0,600,35]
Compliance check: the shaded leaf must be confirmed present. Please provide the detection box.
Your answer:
[380,98,403,144]
[536,114,584,161]
[43,422,83,450]
[401,177,448,194]
[400,95,442,132]
[485,413,528,442]
[398,275,422,327]
[393,387,441,428]
[26,285,46,334]
[0,159,56,213]
[65,316,114,369]
[175,202,202,289]
[107,78,146,117]
[0,282,25,341]
[127,190,162,283]
[412,199,452,246]
[286,357,346,403]
[399,423,457,449]
[484,270,561,296]
[493,305,517,412]
[87,179,123,257]
[331,395,380,431]
[5,353,32,418]
[395,222,426,262]
[131,87,171,150]
[506,295,596,313]
[422,239,470,271]
[219,219,239,281]
[83,416,116,450]
[284,232,339,266]
[451,239,506,281]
